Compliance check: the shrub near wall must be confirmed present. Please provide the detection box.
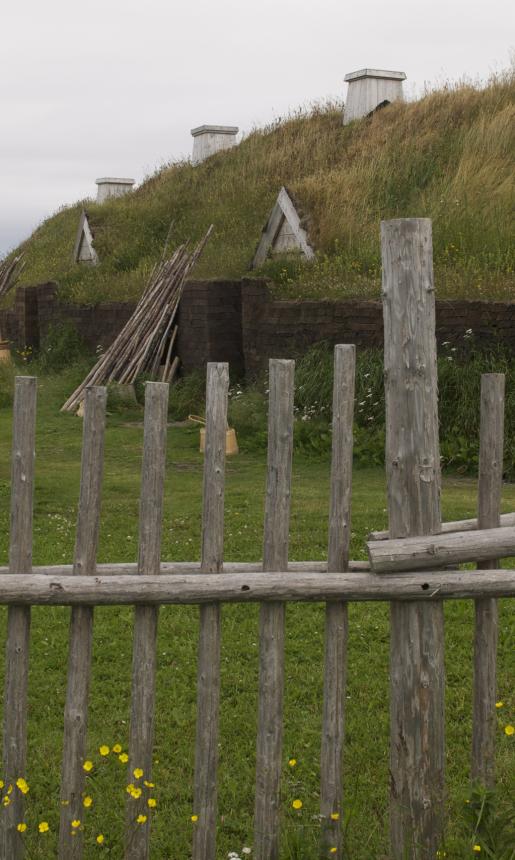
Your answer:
[227,340,515,479]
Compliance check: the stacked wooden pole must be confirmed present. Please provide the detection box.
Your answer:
[61,228,212,412]
[0,255,24,301]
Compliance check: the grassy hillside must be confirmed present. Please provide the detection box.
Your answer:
[10,71,515,305]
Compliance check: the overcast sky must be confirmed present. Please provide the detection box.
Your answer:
[1,0,513,257]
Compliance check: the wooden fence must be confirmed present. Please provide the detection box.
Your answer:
[1,219,514,860]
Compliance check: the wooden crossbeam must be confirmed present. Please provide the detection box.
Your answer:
[0,570,512,604]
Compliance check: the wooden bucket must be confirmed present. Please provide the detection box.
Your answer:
[188,415,239,456]
[0,341,11,363]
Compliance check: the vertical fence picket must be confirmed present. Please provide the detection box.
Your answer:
[58,387,106,860]
[472,373,505,788]
[254,359,295,860]
[320,345,355,858]
[192,363,229,860]
[1,377,37,860]
[125,383,169,859]
[381,219,445,859]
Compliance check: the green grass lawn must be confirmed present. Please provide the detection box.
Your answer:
[0,371,514,859]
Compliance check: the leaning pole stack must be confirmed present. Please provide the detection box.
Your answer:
[61,227,212,412]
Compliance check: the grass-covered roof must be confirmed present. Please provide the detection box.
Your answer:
[10,72,515,304]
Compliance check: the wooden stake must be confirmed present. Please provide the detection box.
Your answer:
[125,383,169,860]
[381,219,445,858]
[320,345,355,858]
[2,377,36,860]
[254,359,295,860]
[192,363,229,860]
[472,373,505,788]
[58,387,106,860]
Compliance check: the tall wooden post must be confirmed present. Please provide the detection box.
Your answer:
[381,219,445,858]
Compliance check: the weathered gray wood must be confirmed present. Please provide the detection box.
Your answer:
[368,511,515,541]
[472,373,505,788]
[382,218,445,858]
[0,559,371,577]
[125,383,169,860]
[2,377,37,860]
[59,387,106,860]
[320,345,355,858]
[0,569,512,605]
[254,359,294,860]
[368,525,515,572]
[193,363,229,860]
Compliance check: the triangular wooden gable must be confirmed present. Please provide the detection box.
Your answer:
[73,211,99,265]
[252,186,314,268]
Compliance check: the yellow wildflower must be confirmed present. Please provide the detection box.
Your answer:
[136,814,147,824]
[3,797,10,807]
[191,814,198,822]
[16,778,29,795]
[495,701,504,708]
[292,799,302,810]
[130,787,142,799]
[119,753,129,764]
[473,847,481,853]
[83,796,93,808]
[71,820,81,828]
[17,823,27,833]
[147,798,157,808]
[330,812,340,820]
[288,758,297,767]
[112,744,122,754]
[96,833,104,844]
[38,822,49,833]
[133,768,144,780]
[7,785,12,794]
[83,760,93,772]
[99,745,110,757]
[144,780,155,788]
[0,781,3,789]
[505,725,514,736]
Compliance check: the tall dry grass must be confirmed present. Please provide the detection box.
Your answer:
[11,70,515,303]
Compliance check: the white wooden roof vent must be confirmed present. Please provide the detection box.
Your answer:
[343,68,406,124]
[190,125,239,165]
[95,177,135,203]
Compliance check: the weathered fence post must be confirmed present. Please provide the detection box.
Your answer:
[1,377,37,860]
[471,373,505,787]
[125,382,169,860]
[254,359,295,860]
[381,219,445,858]
[192,363,229,860]
[320,345,355,858]
[59,386,106,860]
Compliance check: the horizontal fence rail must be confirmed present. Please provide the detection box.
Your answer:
[0,570,513,604]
